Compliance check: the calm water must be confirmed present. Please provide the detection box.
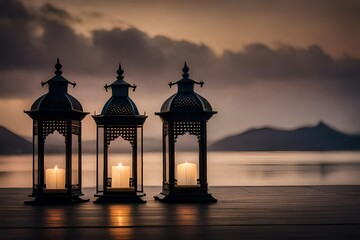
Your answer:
[0,151,360,188]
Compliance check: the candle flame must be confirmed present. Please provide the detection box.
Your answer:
[54,165,58,170]
[118,163,122,167]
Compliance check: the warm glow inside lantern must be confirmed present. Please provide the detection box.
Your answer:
[154,62,217,203]
[177,162,197,185]
[46,165,65,189]
[24,59,89,204]
[92,64,147,203]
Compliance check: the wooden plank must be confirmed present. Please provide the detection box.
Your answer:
[0,186,359,239]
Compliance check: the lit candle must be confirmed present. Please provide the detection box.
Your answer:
[46,165,65,189]
[177,162,197,185]
[112,163,130,188]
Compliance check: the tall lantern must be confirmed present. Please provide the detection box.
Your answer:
[154,62,217,203]
[24,59,89,204]
[93,64,147,203]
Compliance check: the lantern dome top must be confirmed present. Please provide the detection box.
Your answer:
[31,92,83,112]
[101,64,140,116]
[159,62,213,113]
[29,59,85,113]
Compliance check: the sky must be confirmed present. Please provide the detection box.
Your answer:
[0,0,359,141]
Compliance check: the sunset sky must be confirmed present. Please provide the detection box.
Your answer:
[1,0,359,141]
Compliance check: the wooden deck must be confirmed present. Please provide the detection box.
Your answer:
[0,186,360,239]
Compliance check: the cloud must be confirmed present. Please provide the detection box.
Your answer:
[220,43,360,83]
[0,0,36,69]
[0,0,359,138]
[40,3,81,24]
[91,29,217,78]
[92,28,165,73]
[0,0,359,100]
[84,11,104,18]
[0,0,32,21]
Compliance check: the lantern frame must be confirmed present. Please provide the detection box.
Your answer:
[92,65,147,203]
[154,63,217,203]
[24,59,88,204]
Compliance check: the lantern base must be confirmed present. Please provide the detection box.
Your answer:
[93,192,146,203]
[154,188,217,203]
[25,195,89,205]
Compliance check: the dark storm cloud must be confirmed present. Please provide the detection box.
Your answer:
[0,0,35,68]
[0,0,32,20]
[91,29,360,85]
[220,44,360,82]
[0,0,359,99]
[0,0,94,71]
[91,29,217,76]
[93,28,165,72]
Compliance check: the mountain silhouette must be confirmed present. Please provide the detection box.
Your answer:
[2,122,360,154]
[210,121,360,151]
[0,126,32,154]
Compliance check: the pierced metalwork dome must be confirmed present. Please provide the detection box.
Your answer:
[160,62,213,113]
[160,92,212,112]
[101,97,139,115]
[31,93,83,112]
[26,59,86,119]
[100,64,139,116]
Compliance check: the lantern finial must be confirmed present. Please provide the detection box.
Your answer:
[182,62,189,78]
[167,62,204,91]
[104,64,136,93]
[117,63,124,80]
[54,58,62,75]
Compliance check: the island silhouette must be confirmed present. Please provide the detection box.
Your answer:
[1,121,360,154]
[210,121,360,151]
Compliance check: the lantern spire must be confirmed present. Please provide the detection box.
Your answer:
[182,62,189,79]
[104,63,136,93]
[168,62,204,91]
[116,63,124,80]
[40,58,76,92]
[54,58,62,75]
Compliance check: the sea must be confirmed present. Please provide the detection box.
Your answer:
[0,151,360,188]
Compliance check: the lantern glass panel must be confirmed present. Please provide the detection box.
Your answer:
[71,133,79,189]
[33,121,38,188]
[174,134,199,186]
[97,126,104,192]
[44,132,66,190]
[136,127,143,192]
[108,137,133,189]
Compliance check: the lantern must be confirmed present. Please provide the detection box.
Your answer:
[24,59,89,204]
[154,62,217,202]
[93,64,147,203]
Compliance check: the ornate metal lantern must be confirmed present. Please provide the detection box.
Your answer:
[154,62,217,203]
[24,59,89,204]
[92,64,147,203]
